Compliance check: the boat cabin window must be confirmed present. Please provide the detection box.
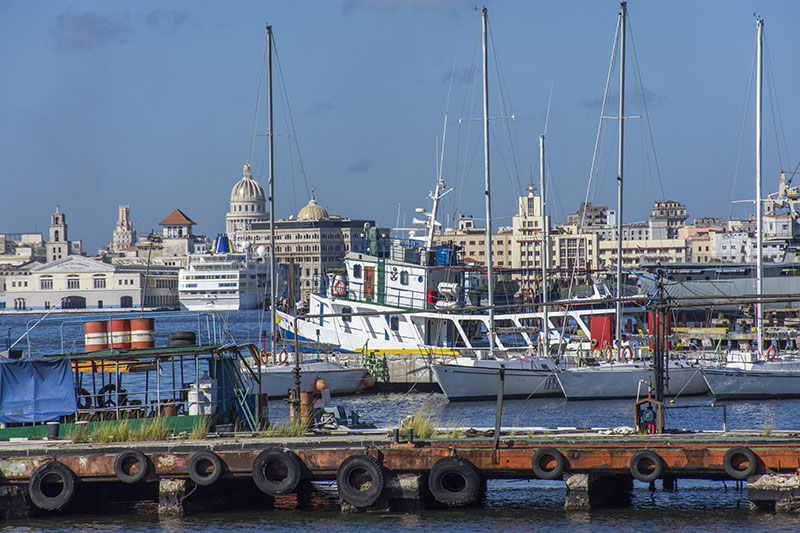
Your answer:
[353,264,362,279]
[342,306,352,323]
[400,271,409,285]
[389,316,399,331]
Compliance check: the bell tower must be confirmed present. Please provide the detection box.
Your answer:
[46,206,70,262]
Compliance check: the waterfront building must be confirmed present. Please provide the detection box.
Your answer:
[225,163,267,245]
[649,200,688,239]
[598,238,687,268]
[110,205,137,253]
[567,202,609,231]
[44,207,83,262]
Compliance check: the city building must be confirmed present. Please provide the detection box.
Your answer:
[110,205,137,252]
[225,163,267,244]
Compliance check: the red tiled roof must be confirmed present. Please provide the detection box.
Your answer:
[158,209,196,226]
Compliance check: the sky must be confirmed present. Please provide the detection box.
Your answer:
[2,0,800,255]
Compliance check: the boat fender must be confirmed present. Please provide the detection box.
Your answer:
[620,346,633,362]
[337,454,385,508]
[428,456,481,507]
[114,450,150,484]
[28,461,76,511]
[277,350,289,364]
[531,447,566,479]
[590,338,599,350]
[604,346,614,362]
[723,446,758,480]
[333,280,347,297]
[187,451,225,486]
[629,449,663,482]
[252,448,302,496]
[76,388,92,410]
[765,344,777,361]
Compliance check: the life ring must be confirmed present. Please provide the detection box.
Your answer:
[76,388,92,410]
[723,446,758,480]
[337,454,385,508]
[28,461,76,511]
[629,449,663,482]
[277,350,289,364]
[258,350,267,364]
[428,456,481,507]
[620,346,633,362]
[188,451,225,486]
[765,344,777,361]
[333,280,347,297]
[114,450,149,484]
[252,448,302,496]
[532,447,566,479]
[590,338,599,350]
[604,346,614,362]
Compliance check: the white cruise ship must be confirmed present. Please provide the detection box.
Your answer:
[179,251,269,311]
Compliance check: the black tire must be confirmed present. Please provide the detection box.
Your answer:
[428,456,481,507]
[532,447,566,479]
[114,450,149,484]
[28,461,76,511]
[336,454,384,508]
[76,388,92,410]
[252,449,302,496]
[188,451,224,486]
[169,331,197,346]
[97,384,128,408]
[629,449,664,482]
[723,446,758,480]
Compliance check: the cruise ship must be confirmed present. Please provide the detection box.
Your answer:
[179,244,270,312]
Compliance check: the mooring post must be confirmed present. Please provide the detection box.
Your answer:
[158,478,186,517]
[493,365,505,459]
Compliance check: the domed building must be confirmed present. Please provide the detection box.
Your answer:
[296,191,329,221]
[225,163,267,241]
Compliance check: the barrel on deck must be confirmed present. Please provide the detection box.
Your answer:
[83,321,108,352]
[130,318,155,349]
[109,319,131,350]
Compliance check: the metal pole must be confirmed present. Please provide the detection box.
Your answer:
[292,315,301,423]
[755,16,764,356]
[493,365,505,454]
[481,6,495,356]
[615,1,627,354]
[267,24,277,360]
[540,134,549,356]
[655,268,665,405]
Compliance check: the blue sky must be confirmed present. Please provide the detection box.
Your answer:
[2,0,799,254]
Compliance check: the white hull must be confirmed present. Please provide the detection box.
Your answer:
[556,361,709,400]
[433,358,561,401]
[248,361,370,398]
[702,361,800,399]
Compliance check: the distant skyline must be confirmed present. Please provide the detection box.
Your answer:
[2,0,799,253]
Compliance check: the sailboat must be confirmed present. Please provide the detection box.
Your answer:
[701,16,800,400]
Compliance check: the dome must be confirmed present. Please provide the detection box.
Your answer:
[230,164,265,201]
[297,192,329,221]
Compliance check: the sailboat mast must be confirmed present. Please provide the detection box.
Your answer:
[267,24,277,357]
[615,1,627,354]
[481,6,496,356]
[756,16,764,355]
[540,134,549,355]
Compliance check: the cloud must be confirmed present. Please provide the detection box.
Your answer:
[440,66,473,85]
[305,99,335,117]
[51,11,131,51]
[578,88,668,111]
[343,0,468,14]
[346,158,374,174]
[145,9,191,33]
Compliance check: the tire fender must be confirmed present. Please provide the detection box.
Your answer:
[629,449,664,482]
[532,447,566,479]
[723,446,758,480]
[252,448,302,496]
[336,454,384,508]
[28,461,77,511]
[114,450,149,484]
[187,451,225,486]
[428,456,481,507]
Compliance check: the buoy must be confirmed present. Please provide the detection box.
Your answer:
[314,378,327,391]
[362,374,376,388]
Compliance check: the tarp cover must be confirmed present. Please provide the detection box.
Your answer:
[0,358,77,423]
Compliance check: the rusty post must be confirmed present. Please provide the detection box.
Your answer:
[493,365,505,459]
[299,391,315,426]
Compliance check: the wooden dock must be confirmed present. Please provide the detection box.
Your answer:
[1,428,800,517]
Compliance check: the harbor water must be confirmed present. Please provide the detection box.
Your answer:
[2,310,800,531]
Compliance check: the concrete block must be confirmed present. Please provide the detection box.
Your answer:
[0,485,31,519]
[747,473,800,513]
[158,478,185,517]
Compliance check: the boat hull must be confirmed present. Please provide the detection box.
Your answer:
[702,366,800,400]
[556,362,709,401]
[251,362,370,398]
[432,359,562,401]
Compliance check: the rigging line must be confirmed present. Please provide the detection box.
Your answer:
[544,82,554,136]
[727,34,758,222]
[440,59,458,185]
[488,21,523,200]
[248,27,269,165]
[271,35,311,203]
[764,39,790,171]
[453,33,482,223]
[627,14,665,201]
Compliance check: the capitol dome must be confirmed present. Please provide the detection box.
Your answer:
[230,163,265,201]
[297,192,329,221]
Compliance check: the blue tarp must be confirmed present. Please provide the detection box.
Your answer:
[0,358,77,423]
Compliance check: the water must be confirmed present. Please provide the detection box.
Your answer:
[2,310,800,531]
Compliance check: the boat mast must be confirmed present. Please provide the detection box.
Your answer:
[540,134,549,355]
[615,1,627,354]
[481,6,496,356]
[267,24,277,358]
[756,16,764,355]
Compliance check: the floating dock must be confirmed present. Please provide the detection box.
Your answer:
[2,428,800,518]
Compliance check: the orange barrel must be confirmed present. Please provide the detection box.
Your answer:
[109,319,131,350]
[83,321,108,352]
[130,318,155,349]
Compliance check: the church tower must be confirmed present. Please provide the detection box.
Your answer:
[46,206,70,262]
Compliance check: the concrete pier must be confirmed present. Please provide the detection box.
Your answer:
[747,473,800,512]
[564,474,633,510]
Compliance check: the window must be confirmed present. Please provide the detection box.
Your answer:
[400,271,409,285]
[389,316,399,331]
[353,264,362,279]
[93,275,106,289]
[67,276,80,289]
[342,306,352,323]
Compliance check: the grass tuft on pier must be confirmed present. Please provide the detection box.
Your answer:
[400,408,437,439]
